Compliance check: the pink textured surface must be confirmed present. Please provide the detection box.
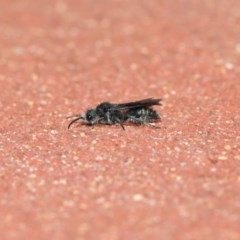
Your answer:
[1,0,240,239]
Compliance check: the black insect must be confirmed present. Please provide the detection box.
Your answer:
[67,98,162,130]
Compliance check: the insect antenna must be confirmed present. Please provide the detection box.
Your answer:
[67,115,84,129]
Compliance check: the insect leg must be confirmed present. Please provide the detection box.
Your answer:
[119,122,125,130]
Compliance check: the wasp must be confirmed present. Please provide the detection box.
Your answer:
[67,98,162,130]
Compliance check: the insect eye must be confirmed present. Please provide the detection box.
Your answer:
[86,111,94,121]
[86,113,92,121]
[86,114,92,121]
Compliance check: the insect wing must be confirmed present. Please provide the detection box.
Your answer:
[110,98,162,110]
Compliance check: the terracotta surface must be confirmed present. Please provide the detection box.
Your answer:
[1,0,240,239]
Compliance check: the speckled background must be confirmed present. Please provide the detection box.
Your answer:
[0,0,240,239]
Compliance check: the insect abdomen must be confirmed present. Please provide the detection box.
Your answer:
[126,108,160,124]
